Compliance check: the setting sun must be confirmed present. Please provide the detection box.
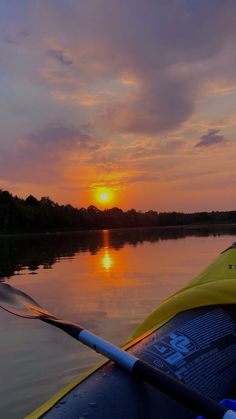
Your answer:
[95,188,113,205]
[100,191,109,202]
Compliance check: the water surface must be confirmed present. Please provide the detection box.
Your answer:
[0,226,236,418]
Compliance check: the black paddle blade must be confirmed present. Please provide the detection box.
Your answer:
[0,283,55,319]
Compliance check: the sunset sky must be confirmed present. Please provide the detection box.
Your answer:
[1,0,236,211]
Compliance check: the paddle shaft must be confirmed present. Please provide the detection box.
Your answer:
[41,316,236,419]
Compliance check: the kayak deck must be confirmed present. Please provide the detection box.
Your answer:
[39,305,236,418]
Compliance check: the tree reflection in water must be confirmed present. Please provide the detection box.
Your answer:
[1,225,236,280]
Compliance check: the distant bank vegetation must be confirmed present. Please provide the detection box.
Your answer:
[1,189,236,233]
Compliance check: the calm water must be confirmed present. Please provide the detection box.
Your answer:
[1,226,236,418]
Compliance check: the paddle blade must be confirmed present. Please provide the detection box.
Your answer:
[0,283,54,319]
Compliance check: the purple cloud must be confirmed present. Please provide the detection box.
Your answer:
[29,124,90,148]
[47,49,73,65]
[195,130,227,147]
[0,124,93,184]
[2,0,236,138]
[64,0,236,135]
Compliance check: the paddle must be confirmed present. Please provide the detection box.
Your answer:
[0,283,235,419]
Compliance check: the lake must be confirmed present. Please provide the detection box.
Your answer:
[0,226,236,418]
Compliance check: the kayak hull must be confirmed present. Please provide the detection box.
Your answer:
[37,305,236,418]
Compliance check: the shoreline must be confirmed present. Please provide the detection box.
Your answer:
[1,223,236,238]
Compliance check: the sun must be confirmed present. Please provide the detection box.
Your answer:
[95,188,113,205]
[100,191,109,202]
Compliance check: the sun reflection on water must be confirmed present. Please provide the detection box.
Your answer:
[101,230,113,272]
[102,250,113,271]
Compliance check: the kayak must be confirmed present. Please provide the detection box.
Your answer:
[26,243,236,419]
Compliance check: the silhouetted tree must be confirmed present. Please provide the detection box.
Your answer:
[25,195,40,207]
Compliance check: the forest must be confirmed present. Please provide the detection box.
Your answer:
[1,189,236,233]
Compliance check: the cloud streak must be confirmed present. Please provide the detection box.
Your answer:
[47,49,73,65]
[195,130,227,148]
[28,124,90,148]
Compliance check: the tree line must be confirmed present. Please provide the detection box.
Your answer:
[1,189,236,233]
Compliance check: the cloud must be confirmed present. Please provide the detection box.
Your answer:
[2,27,32,45]
[71,1,236,135]
[46,49,73,65]
[2,0,236,138]
[86,138,185,168]
[101,74,196,135]
[0,147,60,184]
[195,129,227,147]
[0,123,97,184]
[28,124,89,148]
